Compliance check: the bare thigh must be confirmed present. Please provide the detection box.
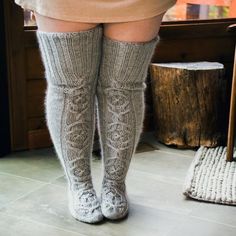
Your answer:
[103,13,165,43]
[34,12,164,41]
[34,12,100,32]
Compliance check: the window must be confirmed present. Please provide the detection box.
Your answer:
[163,0,236,21]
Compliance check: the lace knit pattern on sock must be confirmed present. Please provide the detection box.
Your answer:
[36,25,103,223]
[96,36,160,219]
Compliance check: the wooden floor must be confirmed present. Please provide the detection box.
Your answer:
[0,132,236,236]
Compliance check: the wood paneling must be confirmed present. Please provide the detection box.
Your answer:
[0,0,11,156]
[25,47,44,79]
[28,117,47,131]
[7,3,236,151]
[154,38,234,62]
[27,79,46,96]
[149,19,236,146]
[28,129,52,149]
[27,94,45,118]
[23,19,235,149]
[4,0,28,150]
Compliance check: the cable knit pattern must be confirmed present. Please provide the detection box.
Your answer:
[36,25,103,223]
[96,35,160,219]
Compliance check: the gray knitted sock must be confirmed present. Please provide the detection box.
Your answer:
[96,35,159,219]
[36,25,103,223]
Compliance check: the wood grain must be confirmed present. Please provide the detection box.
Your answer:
[150,62,226,148]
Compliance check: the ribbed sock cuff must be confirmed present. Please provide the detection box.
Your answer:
[36,24,103,86]
[98,35,160,90]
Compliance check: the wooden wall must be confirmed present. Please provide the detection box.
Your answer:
[0,0,11,156]
[23,19,236,149]
[149,19,236,146]
[23,30,158,149]
[5,1,236,151]
[24,33,50,149]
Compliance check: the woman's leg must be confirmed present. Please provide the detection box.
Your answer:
[96,14,164,220]
[34,13,104,223]
[104,14,163,42]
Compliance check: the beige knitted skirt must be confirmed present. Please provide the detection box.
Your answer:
[14,0,177,23]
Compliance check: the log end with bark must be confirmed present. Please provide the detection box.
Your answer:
[150,61,227,148]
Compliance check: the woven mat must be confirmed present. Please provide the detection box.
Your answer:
[183,146,236,205]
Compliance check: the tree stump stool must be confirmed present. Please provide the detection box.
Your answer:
[150,62,226,148]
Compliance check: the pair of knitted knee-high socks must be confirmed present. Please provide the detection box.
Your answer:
[37,24,159,223]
